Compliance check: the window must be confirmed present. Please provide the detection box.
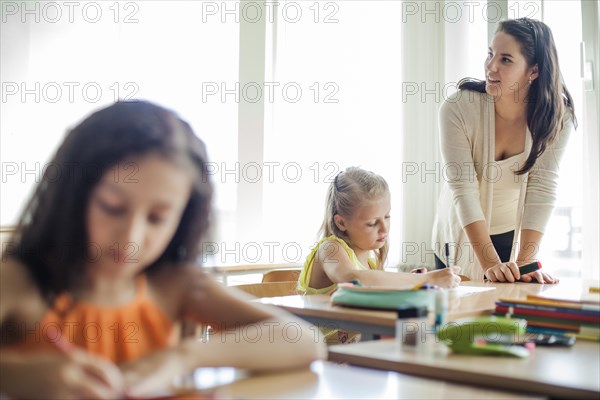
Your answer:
[520,0,585,278]
[261,1,405,266]
[1,1,239,234]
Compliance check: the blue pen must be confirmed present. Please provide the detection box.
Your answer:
[419,284,439,290]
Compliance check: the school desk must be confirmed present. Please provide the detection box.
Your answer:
[257,281,552,340]
[327,339,600,399]
[168,361,542,399]
[205,263,301,284]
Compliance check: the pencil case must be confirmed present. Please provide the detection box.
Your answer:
[330,284,434,310]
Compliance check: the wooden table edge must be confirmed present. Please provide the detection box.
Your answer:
[327,350,599,400]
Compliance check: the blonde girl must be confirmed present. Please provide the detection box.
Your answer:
[299,167,460,295]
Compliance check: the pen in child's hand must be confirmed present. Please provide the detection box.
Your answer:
[444,243,450,268]
[53,336,126,395]
[52,335,76,355]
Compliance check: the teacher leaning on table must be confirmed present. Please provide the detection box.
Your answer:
[431,18,576,283]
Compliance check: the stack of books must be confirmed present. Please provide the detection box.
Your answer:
[495,285,600,341]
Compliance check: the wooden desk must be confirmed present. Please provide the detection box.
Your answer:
[258,281,549,340]
[205,263,301,284]
[328,339,600,399]
[259,293,397,339]
[178,361,542,399]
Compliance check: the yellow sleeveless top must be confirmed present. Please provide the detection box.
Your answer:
[298,235,377,295]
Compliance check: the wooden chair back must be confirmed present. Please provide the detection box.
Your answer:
[234,281,299,298]
[262,269,301,283]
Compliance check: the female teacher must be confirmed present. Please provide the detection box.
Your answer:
[432,18,576,283]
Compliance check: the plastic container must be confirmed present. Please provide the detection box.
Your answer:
[434,289,449,332]
[396,306,429,350]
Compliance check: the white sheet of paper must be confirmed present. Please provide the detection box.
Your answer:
[450,286,496,297]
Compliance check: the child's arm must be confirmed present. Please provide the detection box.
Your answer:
[317,240,460,289]
[181,269,326,369]
[122,267,326,397]
[0,258,125,399]
[0,346,125,399]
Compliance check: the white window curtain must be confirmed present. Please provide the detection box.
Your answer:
[261,1,406,267]
[0,1,240,235]
[400,0,487,269]
[579,0,600,279]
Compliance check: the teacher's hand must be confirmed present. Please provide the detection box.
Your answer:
[519,269,559,284]
[485,262,520,282]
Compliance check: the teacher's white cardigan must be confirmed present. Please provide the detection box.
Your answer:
[432,90,575,280]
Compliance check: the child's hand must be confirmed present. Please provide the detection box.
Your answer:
[425,266,461,288]
[121,347,189,397]
[12,349,125,399]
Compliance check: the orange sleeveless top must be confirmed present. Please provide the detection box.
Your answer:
[22,276,176,363]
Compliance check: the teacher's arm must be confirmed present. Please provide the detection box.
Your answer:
[516,229,558,283]
[464,221,520,282]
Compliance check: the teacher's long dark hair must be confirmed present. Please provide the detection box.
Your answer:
[459,18,576,175]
